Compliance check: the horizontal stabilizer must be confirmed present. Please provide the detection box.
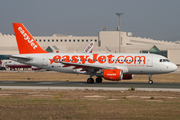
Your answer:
[8,55,32,61]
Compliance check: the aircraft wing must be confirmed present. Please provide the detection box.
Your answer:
[59,61,129,73]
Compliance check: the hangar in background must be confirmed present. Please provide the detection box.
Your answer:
[0,31,180,65]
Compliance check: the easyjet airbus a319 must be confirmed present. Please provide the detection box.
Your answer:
[10,23,177,84]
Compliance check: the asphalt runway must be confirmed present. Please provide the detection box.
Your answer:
[0,81,180,91]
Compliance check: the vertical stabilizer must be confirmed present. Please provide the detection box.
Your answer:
[82,41,94,53]
[12,23,48,54]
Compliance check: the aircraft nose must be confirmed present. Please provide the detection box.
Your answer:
[170,63,177,72]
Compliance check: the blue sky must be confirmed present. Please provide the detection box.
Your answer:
[0,0,180,41]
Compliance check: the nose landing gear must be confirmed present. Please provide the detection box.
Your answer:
[148,74,153,84]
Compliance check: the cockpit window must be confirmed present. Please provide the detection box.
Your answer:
[166,59,170,62]
[159,59,170,62]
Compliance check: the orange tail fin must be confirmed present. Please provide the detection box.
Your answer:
[12,23,48,54]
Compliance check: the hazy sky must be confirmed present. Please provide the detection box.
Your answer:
[0,0,180,41]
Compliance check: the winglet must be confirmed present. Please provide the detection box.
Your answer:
[12,23,48,54]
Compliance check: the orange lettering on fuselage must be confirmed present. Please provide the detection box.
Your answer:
[49,55,61,64]
[125,56,133,64]
[107,54,114,64]
[88,54,98,63]
[49,54,146,65]
[62,55,70,62]
[117,56,124,64]
[134,56,146,64]
[98,55,106,64]
[71,55,78,63]
[79,55,89,64]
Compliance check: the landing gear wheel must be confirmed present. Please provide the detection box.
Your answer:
[148,74,153,84]
[148,80,153,84]
[87,78,94,84]
[96,77,102,83]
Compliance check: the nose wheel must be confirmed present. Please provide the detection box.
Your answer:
[148,80,153,84]
[148,74,153,84]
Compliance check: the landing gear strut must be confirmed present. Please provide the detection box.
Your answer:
[148,74,153,84]
[96,77,102,83]
[87,78,94,84]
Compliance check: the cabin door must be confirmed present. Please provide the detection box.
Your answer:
[147,56,153,67]
[42,55,48,66]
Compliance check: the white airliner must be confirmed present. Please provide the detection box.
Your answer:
[9,23,177,84]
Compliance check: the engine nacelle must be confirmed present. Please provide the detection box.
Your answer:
[123,74,134,80]
[97,69,123,81]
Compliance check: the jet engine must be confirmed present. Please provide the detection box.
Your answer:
[97,69,123,81]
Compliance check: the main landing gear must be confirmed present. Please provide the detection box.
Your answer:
[87,77,103,84]
[87,78,94,84]
[148,74,153,84]
[96,77,102,83]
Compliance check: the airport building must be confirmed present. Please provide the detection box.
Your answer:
[0,31,180,65]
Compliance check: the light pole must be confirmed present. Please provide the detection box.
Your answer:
[116,13,123,53]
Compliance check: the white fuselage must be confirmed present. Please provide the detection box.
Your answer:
[12,53,177,75]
